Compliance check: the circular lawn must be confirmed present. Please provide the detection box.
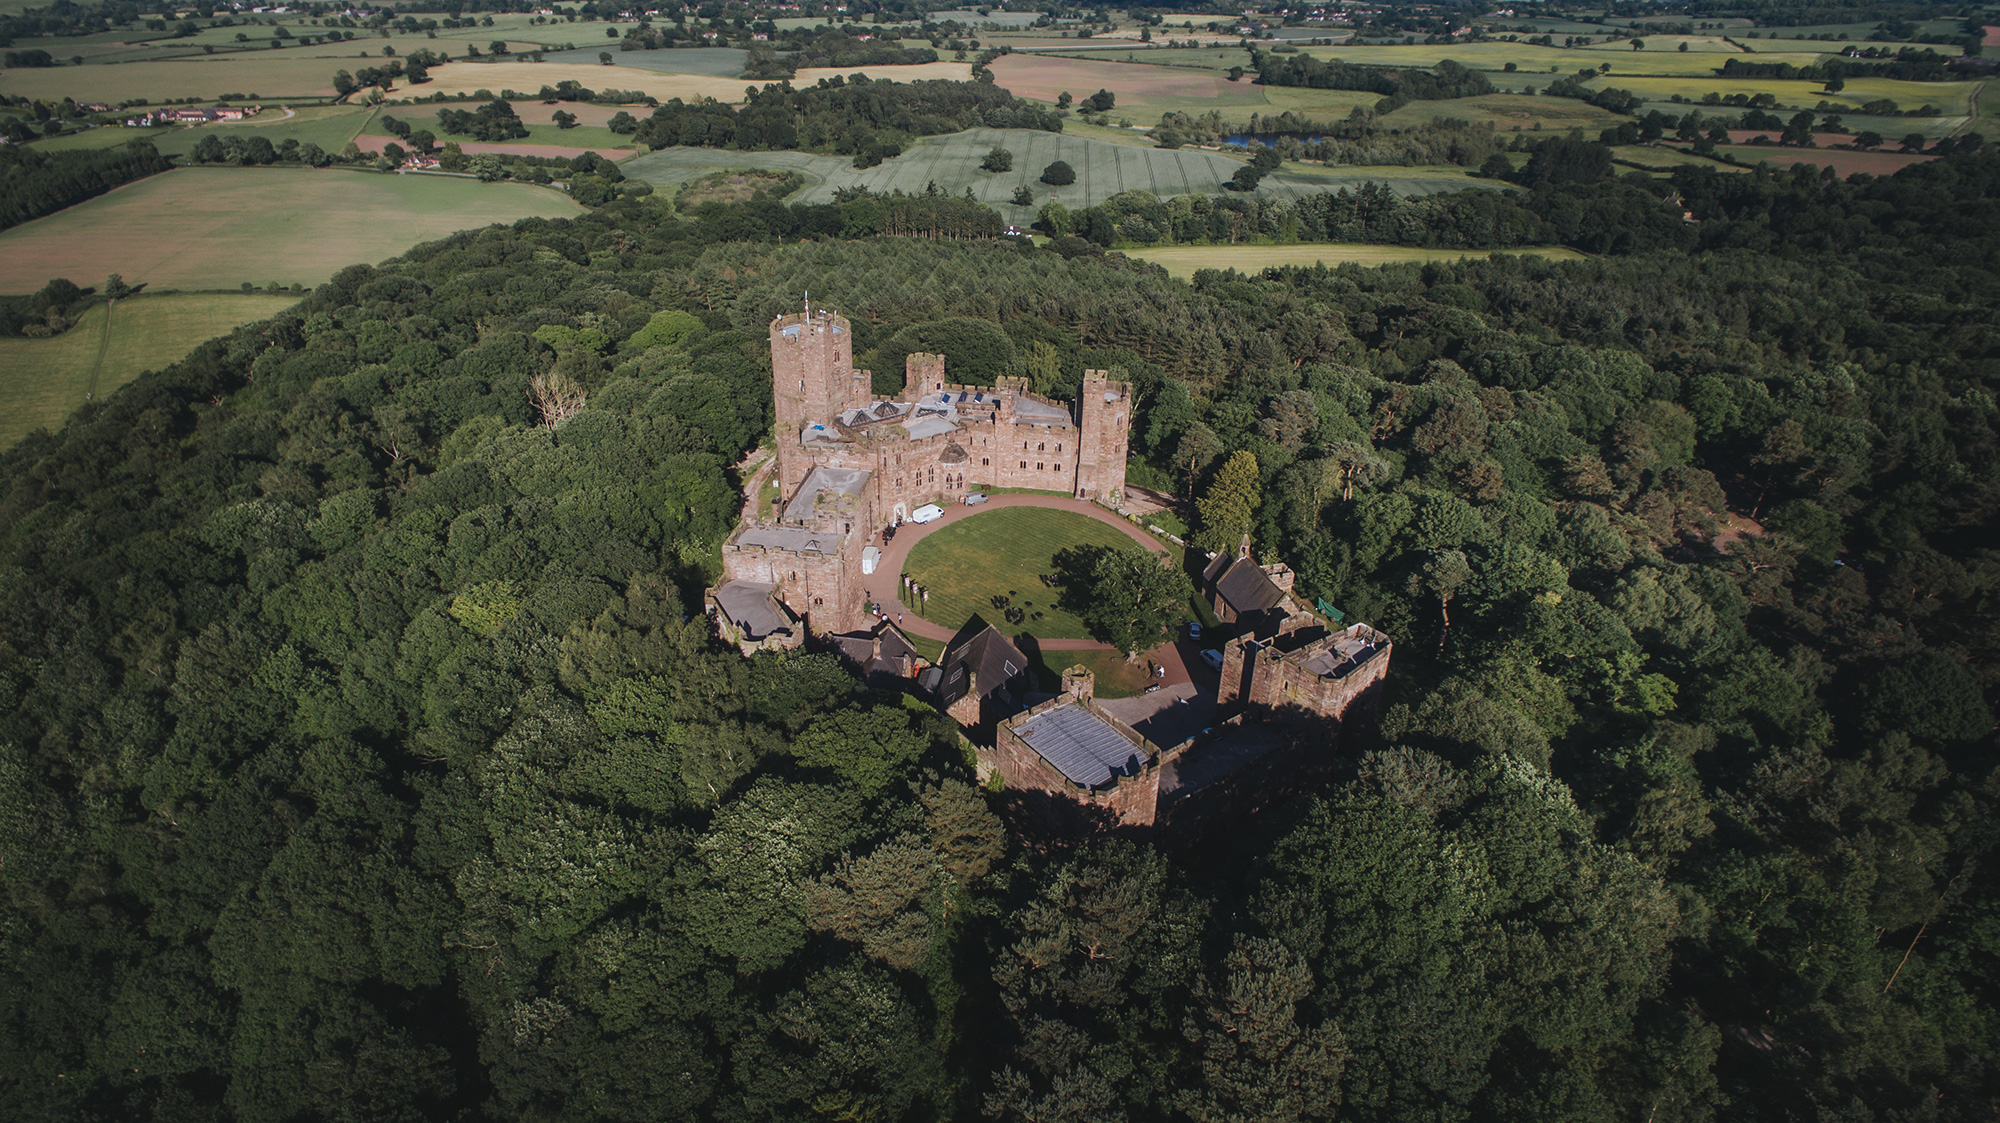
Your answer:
[900,506,1147,639]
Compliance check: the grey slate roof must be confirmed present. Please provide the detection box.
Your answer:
[714,581,793,640]
[1017,703,1145,788]
[935,625,1029,710]
[1213,556,1285,615]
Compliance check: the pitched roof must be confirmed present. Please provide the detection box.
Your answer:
[1213,556,1285,615]
[714,581,794,640]
[935,623,1029,709]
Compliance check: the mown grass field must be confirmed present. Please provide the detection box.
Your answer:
[622,127,1500,208]
[0,51,346,101]
[903,506,1141,640]
[0,292,299,449]
[0,167,582,294]
[1123,242,1588,278]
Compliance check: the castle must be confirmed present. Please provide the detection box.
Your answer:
[709,305,1131,647]
[707,304,1392,837]
[986,542,1392,835]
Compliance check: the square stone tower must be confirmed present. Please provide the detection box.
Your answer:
[771,307,867,494]
[1074,370,1131,505]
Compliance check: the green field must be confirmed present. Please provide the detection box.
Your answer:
[1610,144,1751,172]
[903,506,1143,640]
[0,51,350,101]
[0,167,583,294]
[624,127,1501,207]
[147,104,376,157]
[1123,242,1588,278]
[540,45,756,75]
[0,292,299,448]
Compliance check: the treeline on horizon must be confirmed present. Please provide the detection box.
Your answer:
[0,139,1996,1122]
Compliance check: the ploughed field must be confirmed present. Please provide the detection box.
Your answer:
[1122,242,1588,278]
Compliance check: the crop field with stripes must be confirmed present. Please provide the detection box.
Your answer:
[621,127,1499,209]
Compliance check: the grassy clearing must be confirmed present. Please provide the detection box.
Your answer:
[0,292,299,448]
[0,167,582,294]
[903,506,1141,640]
[1123,242,1587,278]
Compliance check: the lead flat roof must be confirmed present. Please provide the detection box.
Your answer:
[1016,702,1144,789]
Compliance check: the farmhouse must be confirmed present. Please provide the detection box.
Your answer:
[708,304,1131,646]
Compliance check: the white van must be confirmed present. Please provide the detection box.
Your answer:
[862,546,880,574]
[909,504,945,524]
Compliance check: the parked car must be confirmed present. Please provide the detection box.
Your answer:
[909,504,945,524]
[1199,648,1224,671]
[1187,621,1202,640]
[962,492,989,505]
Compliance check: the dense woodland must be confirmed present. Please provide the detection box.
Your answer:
[629,76,1062,158]
[0,139,1995,1120]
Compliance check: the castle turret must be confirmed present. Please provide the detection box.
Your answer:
[771,307,865,494]
[1074,370,1131,505]
[904,352,945,400]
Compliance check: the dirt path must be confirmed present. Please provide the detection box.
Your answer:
[861,494,1193,685]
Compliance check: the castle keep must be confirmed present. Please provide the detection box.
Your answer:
[710,306,1132,646]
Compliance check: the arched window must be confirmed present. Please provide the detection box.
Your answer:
[981,457,989,466]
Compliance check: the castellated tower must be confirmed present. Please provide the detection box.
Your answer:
[1074,370,1132,504]
[770,307,867,494]
[902,352,945,400]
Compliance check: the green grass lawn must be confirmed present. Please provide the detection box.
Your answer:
[1123,242,1587,277]
[1021,646,1159,698]
[0,292,299,448]
[902,506,1143,640]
